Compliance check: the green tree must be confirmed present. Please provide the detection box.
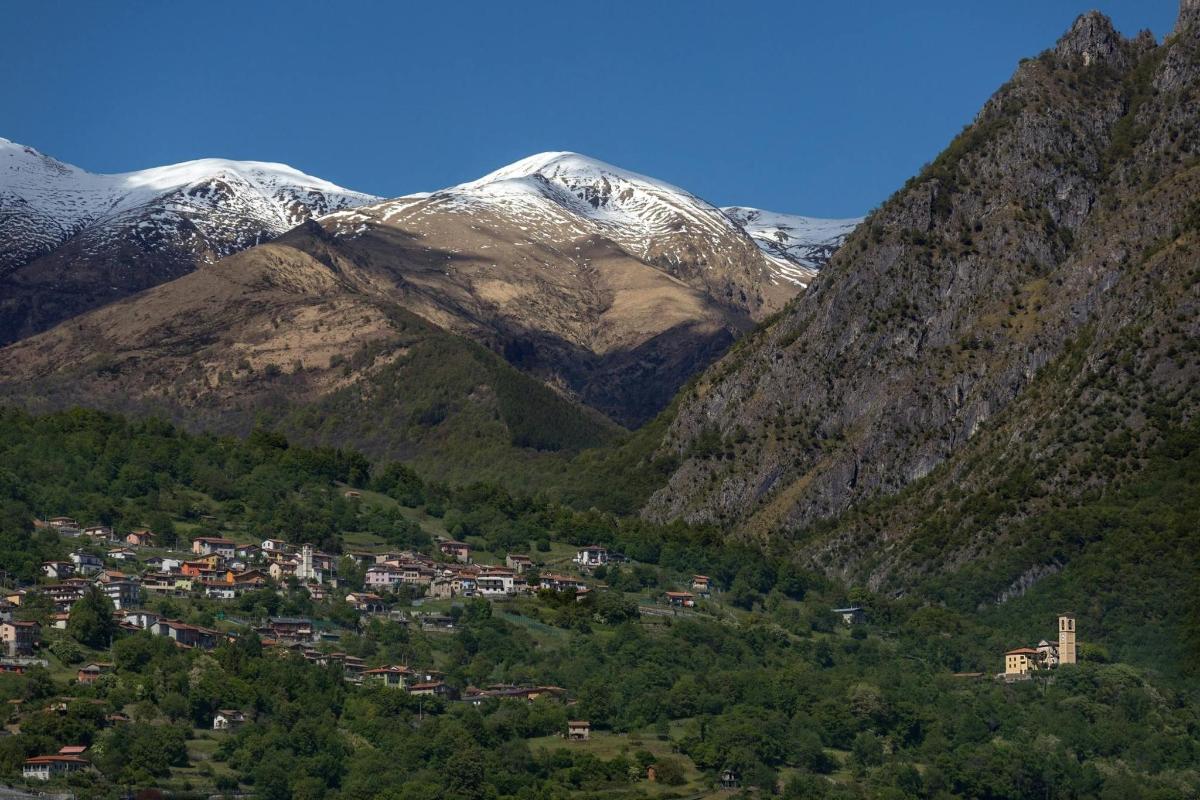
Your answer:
[68,585,116,648]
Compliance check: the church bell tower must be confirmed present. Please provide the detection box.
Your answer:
[1058,613,1077,665]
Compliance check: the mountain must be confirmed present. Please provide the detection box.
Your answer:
[642,6,1200,602]
[0,138,377,344]
[722,207,861,287]
[0,220,623,487]
[0,149,860,476]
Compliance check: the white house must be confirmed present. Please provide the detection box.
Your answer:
[23,755,88,780]
[212,709,246,730]
[573,546,608,567]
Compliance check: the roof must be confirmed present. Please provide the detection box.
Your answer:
[58,745,87,755]
[568,720,590,726]
[25,755,88,765]
[832,606,864,613]
[665,591,695,597]
[194,537,236,544]
[1006,647,1039,655]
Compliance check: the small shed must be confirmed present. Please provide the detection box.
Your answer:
[567,720,590,741]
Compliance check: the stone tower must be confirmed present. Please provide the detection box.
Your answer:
[1058,613,1077,665]
[298,544,314,582]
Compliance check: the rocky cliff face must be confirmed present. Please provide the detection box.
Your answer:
[644,5,1200,592]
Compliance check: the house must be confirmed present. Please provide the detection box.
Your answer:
[144,556,183,573]
[106,547,138,561]
[231,569,269,589]
[57,746,87,756]
[346,592,386,614]
[152,620,219,650]
[462,685,565,706]
[22,755,88,780]
[539,573,587,593]
[719,769,741,790]
[76,663,112,685]
[691,575,711,595]
[363,665,413,689]
[408,680,453,698]
[49,612,70,630]
[1004,647,1039,677]
[428,576,462,600]
[573,546,608,568]
[476,569,518,598]
[567,720,590,741]
[397,563,434,586]
[365,564,402,589]
[204,583,237,600]
[97,577,140,610]
[182,555,223,575]
[125,530,154,547]
[192,537,236,558]
[82,525,113,542]
[267,617,313,642]
[121,610,160,630]
[268,560,297,582]
[833,606,866,625]
[236,543,262,561]
[1,621,40,656]
[505,554,534,573]
[438,540,472,563]
[48,516,79,530]
[261,538,288,553]
[664,591,696,608]
[42,561,75,580]
[212,709,246,730]
[44,582,87,611]
[69,551,103,575]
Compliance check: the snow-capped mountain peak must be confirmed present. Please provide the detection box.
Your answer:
[0,137,378,276]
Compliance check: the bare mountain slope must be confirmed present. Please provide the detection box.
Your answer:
[0,221,622,484]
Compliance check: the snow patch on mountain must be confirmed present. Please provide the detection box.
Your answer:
[722,206,862,286]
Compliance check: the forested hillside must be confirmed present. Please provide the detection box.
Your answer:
[0,410,1198,799]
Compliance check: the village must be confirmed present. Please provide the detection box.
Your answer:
[0,506,753,788]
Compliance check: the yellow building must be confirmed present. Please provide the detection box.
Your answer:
[1004,647,1038,676]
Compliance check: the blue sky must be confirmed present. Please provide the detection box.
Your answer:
[3,1,1179,217]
